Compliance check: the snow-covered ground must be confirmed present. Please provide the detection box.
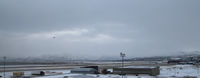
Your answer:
[159,65,200,77]
[0,65,199,78]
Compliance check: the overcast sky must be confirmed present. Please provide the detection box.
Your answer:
[0,0,200,58]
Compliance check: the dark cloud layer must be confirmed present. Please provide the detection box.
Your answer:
[0,0,200,58]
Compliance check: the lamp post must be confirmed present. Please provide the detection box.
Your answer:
[120,52,126,78]
[120,52,125,68]
[3,56,6,78]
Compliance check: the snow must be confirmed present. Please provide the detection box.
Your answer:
[159,65,200,77]
[124,66,156,68]
[37,74,155,78]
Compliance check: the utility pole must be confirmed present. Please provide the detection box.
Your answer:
[3,56,6,78]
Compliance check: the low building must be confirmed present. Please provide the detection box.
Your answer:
[113,66,160,76]
[71,68,98,74]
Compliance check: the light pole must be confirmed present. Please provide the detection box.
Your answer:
[3,56,6,78]
[120,52,125,68]
[120,52,126,78]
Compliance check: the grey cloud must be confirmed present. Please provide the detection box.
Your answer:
[0,0,200,58]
